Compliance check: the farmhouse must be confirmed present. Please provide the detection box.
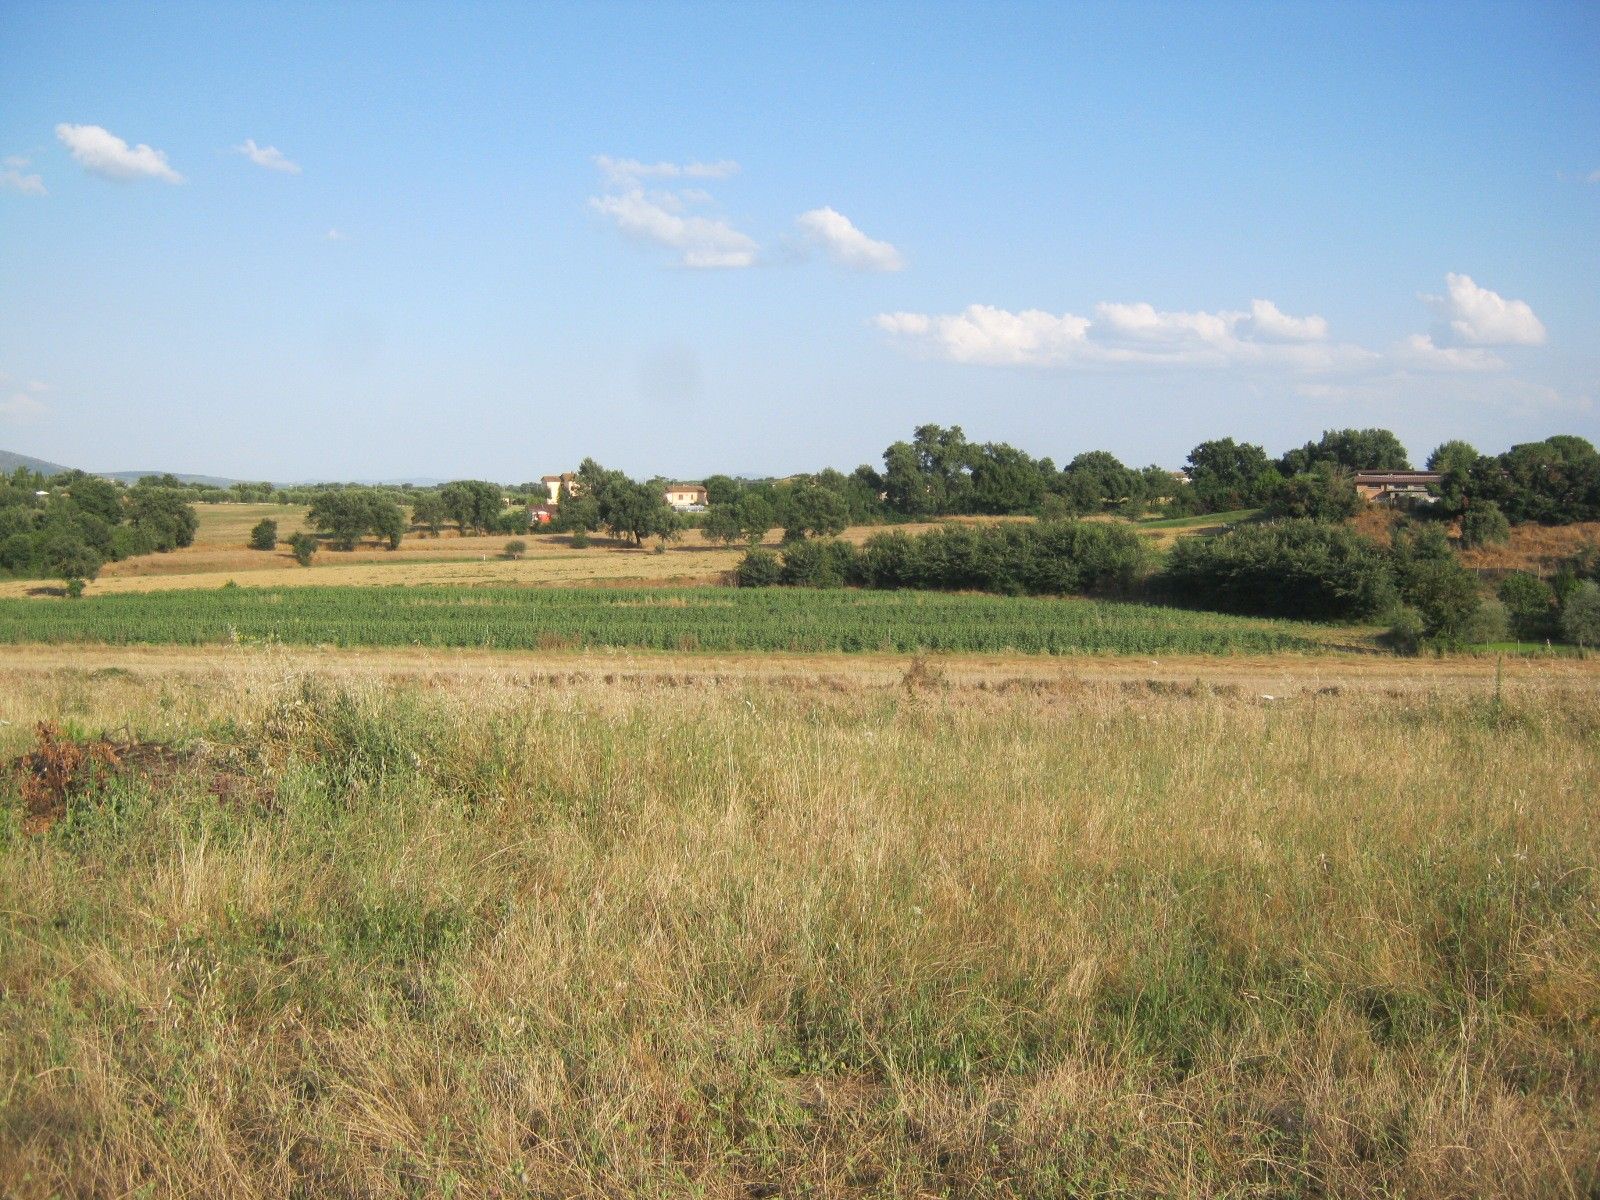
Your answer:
[664,483,709,511]
[541,473,579,504]
[1353,470,1441,507]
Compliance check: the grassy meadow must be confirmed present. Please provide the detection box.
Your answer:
[1,652,1598,1197]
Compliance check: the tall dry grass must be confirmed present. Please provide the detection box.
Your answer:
[1,657,1597,1197]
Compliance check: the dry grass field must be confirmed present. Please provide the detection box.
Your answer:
[0,505,983,598]
[2,645,1599,1197]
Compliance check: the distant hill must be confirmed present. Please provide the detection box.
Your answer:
[103,470,245,487]
[0,448,74,476]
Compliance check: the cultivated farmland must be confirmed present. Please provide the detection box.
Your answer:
[0,585,1348,656]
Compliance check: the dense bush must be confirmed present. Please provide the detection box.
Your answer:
[1459,501,1510,549]
[249,518,278,550]
[738,521,1151,598]
[1160,519,1397,620]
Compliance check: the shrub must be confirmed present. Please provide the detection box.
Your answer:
[1400,556,1482,643]
[250,518,278,551]
[289,532,318,567]
[1561,581,1600,649]
[1383,605,1425,655]
[569,530,590,550]
[778,538,859,587]
[503,540,527,560]
[734,548,782,587]
[1161,519,1396,620]
[1459,501,1510,549]
[1460,596,1509,644]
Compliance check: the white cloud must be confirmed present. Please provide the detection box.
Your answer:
[590,187,758,269]
[325,228,344,241]
[1,156,46,195]
[1391,333,1506,372]
[55,123,183,183]
[1421,272,1545,346]
[594,155,740,186]
[236,138,301,174]
[1242,298,1328,342]
[795,206,904,272]
[876,298,1355,370]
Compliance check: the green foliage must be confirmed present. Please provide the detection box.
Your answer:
[734,548,781,587]
[1384,605,1425,655]
[0,585,1327,655]
[1458,501,1510,549]
[37,532,102,592]
[125,488,199,550]
[780,480,849,541]
[503,539,527,560]
[1185,438,1282,513]
[289,532,318,567]
[409,492,447,535]
[1265,465,1362,522]
[249,518,278,551]
[1561,581,1600,649]
[58,472,126,525]
[438,480,504,534]
[1161,519,1397,620]
[1498,572,1555,640]
[308,490,406,550]
[1462,436,1600,524]
[1277,428,1411,475]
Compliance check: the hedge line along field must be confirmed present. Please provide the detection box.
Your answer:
[0,585,1342,656]
[2,659,1597,1197]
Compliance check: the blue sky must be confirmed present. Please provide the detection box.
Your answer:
[1,1,1596,481]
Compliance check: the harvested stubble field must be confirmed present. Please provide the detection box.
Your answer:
[1,648,1598,1198]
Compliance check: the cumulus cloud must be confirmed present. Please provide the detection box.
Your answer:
[1421,272,1545,346]
[795,207,904,272]
[594,156,740,186]
[56,123,182,183]
[236,138,301,174]
[875,298,1356,370]
[1,156,46,195]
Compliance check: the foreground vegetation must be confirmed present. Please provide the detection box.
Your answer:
[0,585,1333,655]
[2,660,1597,1197]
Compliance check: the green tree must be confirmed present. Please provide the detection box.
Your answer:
[38,533,101,597]
[438,480,504,534]
[1185,438,1280,512]
[1265,465,1362,522]
[126,489,199,550]
[736,492,776,545]
[1277,428,1410,475]
[410,492,447,536]
[780,480,849,541]
[289,532,318,566]
[1560,580,1600,649]
[1498,571,1555,640]
[249,518,278,550]
[700,504,745,546]
[59,472,125,525]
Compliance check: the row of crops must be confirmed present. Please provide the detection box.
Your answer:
[0,586,1336,655]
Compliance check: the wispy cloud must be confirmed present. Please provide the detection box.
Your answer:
[594,155,740,186]
[1,378,50,424]
[56,123,182,183]
[1,155,46,196]
[325,228,345,241]
[795,207,904,272]
[589,156,757,269]
[236,138,301,174]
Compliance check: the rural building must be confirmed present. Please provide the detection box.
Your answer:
[526,504,558,526]
[664,483,709,511]
[542,473,579,504]
[1353,470,1441,507]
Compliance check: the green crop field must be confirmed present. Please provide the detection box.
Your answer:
[0,585,1341,655]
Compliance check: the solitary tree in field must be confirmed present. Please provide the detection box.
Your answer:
[289,532,318,567]
[39,534,101,598]
[250,518,278,550]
